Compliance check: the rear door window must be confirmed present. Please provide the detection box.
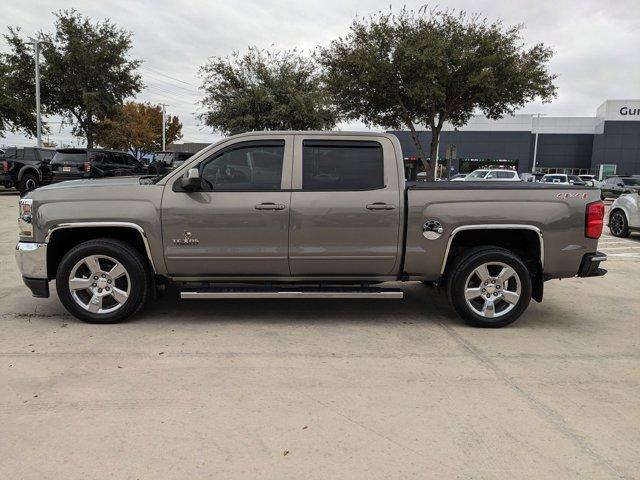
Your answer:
[302,140,384,190]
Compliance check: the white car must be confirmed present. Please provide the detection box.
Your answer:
[449,173,467,181]
[578,174,598,187]
[609,192,640,237]
[539,174,586,185]
[464,169,520,181]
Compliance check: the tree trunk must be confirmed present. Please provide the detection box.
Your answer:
[406,121,433,181]
[429,128,440,180]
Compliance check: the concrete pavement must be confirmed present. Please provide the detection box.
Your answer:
[1,190,639,479]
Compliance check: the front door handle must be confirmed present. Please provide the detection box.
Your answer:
[366,202,396,210]
[255,202,286,211]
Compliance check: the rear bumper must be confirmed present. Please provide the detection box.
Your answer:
[15,242,50,297]
[577,252,607,278]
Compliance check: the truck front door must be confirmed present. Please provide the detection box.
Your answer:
[161,136,293,276]
[289,136,402,276]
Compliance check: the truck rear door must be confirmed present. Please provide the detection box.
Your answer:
[288,135,403,276]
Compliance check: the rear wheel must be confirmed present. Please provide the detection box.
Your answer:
[448,248,532,328]
[17,173,38,193]
[609,210,631,238]
[56,239,150,323]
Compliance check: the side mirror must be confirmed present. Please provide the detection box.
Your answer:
[180,168,201,191]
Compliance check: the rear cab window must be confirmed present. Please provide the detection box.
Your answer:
[51,151,87,164]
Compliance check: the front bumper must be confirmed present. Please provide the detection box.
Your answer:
[15,242,50,298]
[577,252,607,278]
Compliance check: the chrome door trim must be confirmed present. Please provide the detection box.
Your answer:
[45,222,157,273]
[440,224,544,274]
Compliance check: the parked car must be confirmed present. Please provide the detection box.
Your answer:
[608,192,640,237]
[600,176,640,200]
[449,173,467,181]
[16,131,606,328]
[578,174,597,187]
[50,149,147,182]
[1,147,56,193]
[464,169,521,181]
[147,151,193,175]
[539,174,586,185]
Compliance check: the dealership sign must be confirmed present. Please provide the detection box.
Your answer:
[597,100,640,121]
[619,106,640,117]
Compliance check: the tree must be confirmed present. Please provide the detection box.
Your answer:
[0,29,39,137]
[199,47,338,135]
[95,101,182,157]
[320,7,557,180]
[3,10,142,147]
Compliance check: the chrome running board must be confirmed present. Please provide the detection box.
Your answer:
[180,287,403,300]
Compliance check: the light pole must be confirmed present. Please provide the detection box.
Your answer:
[29,38,46,148]
[532,113,541,173]
[160,103,168,150]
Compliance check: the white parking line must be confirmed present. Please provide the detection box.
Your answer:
[600,246,640,251]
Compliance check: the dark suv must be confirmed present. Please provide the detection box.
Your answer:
[50,149,147,182]
[147,151,193,175]
[1,147,56,193]
[600,176,640,200]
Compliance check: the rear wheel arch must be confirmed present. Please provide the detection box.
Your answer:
[441,227,543,302]
[46,224,156,279]
[18,165,42,181]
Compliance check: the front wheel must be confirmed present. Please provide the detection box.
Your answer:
[56,239,151,323]
[609,210,631,238]
[448,248,532,328]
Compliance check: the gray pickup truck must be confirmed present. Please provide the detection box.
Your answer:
[15,132,607,327]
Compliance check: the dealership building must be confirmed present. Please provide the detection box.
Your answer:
[390,99,640,178]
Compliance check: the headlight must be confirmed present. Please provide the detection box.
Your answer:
[18,198,33,237]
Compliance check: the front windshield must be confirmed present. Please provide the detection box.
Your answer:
[622,178,640,186]
[466,171,487,179]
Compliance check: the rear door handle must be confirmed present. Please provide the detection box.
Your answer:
[366,202,396,210]
[255,202,286,211]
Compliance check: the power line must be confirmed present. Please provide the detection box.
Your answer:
[140,66,200,88]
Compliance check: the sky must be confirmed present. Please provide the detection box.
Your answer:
[1,0,639,148]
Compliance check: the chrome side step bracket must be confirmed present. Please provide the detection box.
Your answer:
[180,288,403,300]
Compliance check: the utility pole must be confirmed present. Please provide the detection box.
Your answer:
[532,113,541,173]
[160,103,168,150]
[29,38,45,148]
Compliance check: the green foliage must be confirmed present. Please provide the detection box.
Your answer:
[199,47,338,134]
[95,101,182,157]
[0,28,39,137]
[320,7,557,179]
[2,10,142,146]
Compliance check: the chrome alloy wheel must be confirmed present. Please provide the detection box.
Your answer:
[464,262,521,319]
[609,211,625,236]
[68,255,131,314]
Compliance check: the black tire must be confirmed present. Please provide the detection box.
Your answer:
[55,239,150,323]
[447,247,532,328]
[17,173,38,193]
[609,210,631,238]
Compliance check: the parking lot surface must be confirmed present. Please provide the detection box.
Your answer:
[1,190,639,479]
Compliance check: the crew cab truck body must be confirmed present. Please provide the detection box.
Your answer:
[15,132,607,327]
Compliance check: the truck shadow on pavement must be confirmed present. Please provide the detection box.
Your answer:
[128,281,562,329]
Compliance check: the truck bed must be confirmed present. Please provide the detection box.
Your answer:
[403,181,601,280]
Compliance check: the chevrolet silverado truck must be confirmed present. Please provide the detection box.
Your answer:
[15,132,607,327]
